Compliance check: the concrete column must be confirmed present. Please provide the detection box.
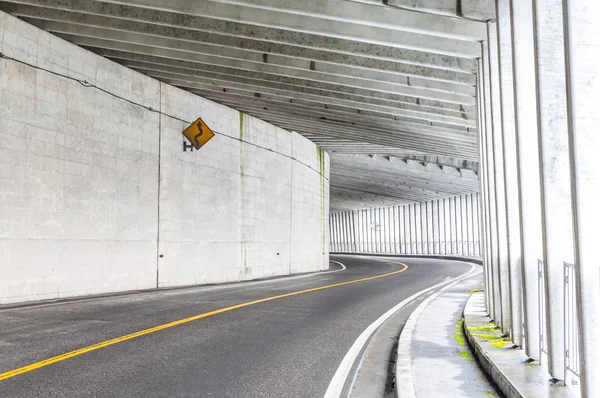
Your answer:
[382,208,386,253]
[365,209,369,253]
[407,205,412,254]
[420,202,426,254]
[329,214,334,252]
[399,206,403,254]
[477,67,493,316]
[496,0,524,348]
[345,213,349,253]
[390,206,398,253]
[338,213,344,253]
[488,22,512,333]
[433,200,439,255]
[380,207,385,253]
[482,41,504,326]
[448,198,453,255]
[426,201,432,254]
[402,205,411,253]
[339,213,345,252]
[333,214,339,252]
[474,193,481,257]
[387,207,394,253]
[357,211,362,252]
[442,199,448,254]
[366,209,371,253]
[415,203,419,254]
[510,0,545,359]
[532,0,574,380]
[404,204,413,254]
[563,0,600,393]
[352,212,357,253]
[372,208,376,253]
[342,211,352,253]
[356,211,361,252]
[463,196,469,256]
[363,209,371,253]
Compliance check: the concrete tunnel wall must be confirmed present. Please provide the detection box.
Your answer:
[0,11,330,304]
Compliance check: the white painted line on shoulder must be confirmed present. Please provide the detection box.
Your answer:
[394,267,482,398]
[328,261,347,272]
[324,262,479,398]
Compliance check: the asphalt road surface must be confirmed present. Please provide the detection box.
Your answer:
[0,255,473,397]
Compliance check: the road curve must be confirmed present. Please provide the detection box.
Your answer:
[0,255,473,397]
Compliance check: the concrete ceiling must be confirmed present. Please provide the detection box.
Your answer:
[0,0,493,211]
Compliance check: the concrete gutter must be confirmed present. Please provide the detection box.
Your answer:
[463,292,581,398]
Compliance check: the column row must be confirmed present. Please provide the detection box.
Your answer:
[479,0,599,394]
[329,193,481,257]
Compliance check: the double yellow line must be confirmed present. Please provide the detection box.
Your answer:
[0,262,408,381]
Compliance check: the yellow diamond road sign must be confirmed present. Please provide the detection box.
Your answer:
[182,117,215,150]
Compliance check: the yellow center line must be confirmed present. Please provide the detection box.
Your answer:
[0,262,408,382]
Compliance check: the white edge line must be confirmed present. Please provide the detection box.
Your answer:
[394,266,483,398]
[328,260,347,272]
[324,262,479,398]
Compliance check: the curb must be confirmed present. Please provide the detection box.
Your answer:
[462,292,522,398]
[462,293,581,398]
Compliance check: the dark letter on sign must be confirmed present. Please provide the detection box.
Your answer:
[183,141,194,152]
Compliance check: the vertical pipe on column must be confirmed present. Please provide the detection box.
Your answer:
[563,0,600,392]
[510,0,545,359]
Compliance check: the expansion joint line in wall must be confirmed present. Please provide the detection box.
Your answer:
[0,52,329,181]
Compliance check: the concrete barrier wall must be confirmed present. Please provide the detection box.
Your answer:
[330,193,480,257]
[0,11,329,304]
